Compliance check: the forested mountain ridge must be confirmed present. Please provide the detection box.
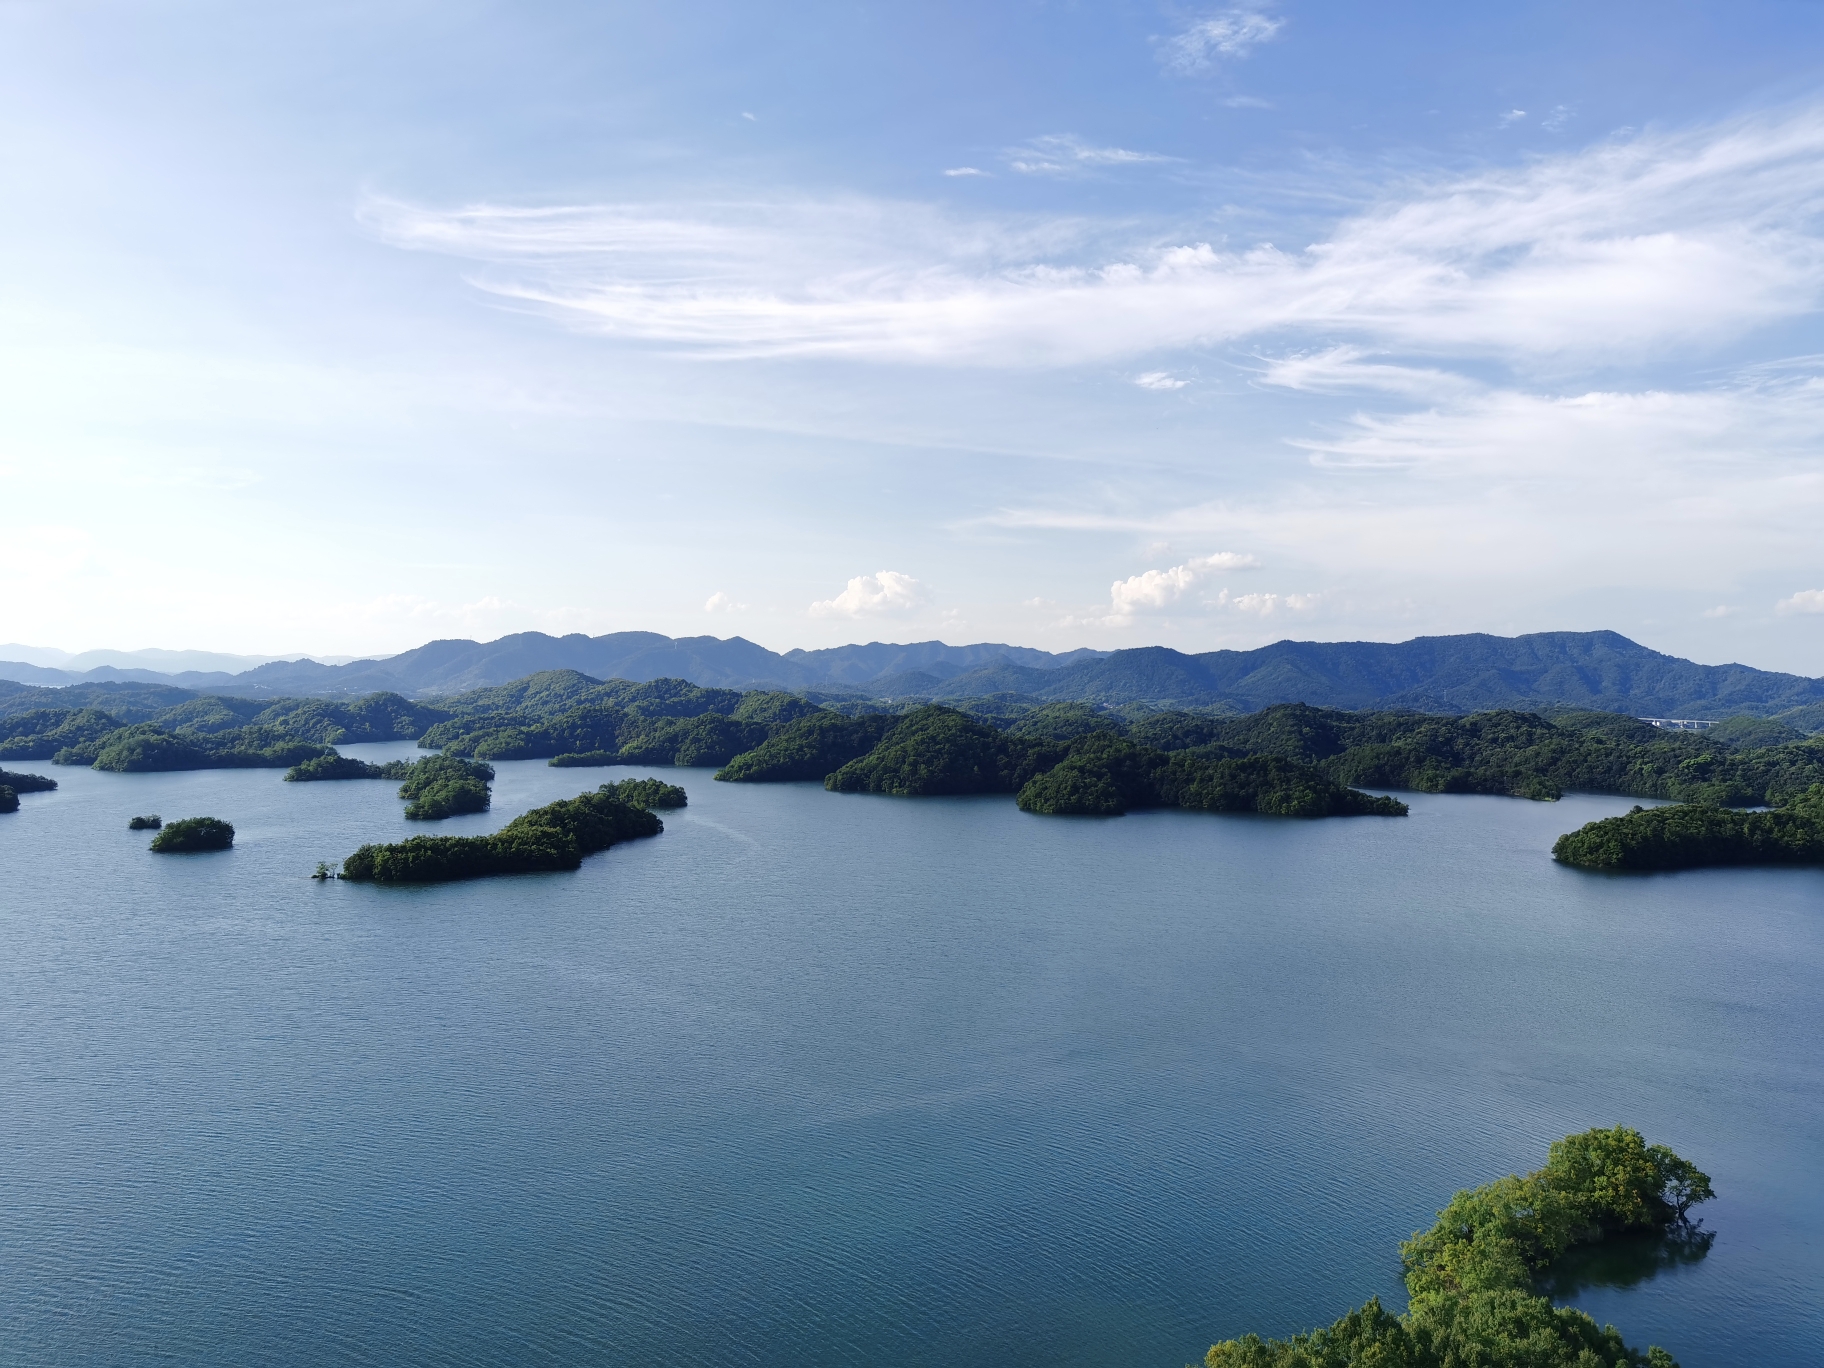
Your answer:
[0,633,1106,696]
[923,631,1824,717]
[7,629,1817,717]
[3,629,1821,721]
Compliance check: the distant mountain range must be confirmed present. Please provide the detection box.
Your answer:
[2,629,1822,722]
[0,633,1106,695]
[0,645,365,676]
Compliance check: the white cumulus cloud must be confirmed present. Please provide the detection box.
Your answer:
[1108,552,1259,617]
[809,570,929,618]
[704,591,747,613]
[1777,588,1824,614]
[1135,371,1188,389]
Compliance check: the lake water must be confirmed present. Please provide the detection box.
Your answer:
[3,749,1821,1367]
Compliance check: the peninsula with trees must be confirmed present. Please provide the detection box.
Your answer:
[0,766,56,814]
[1206,1126,1710,1368]
[1554,784,1824,871]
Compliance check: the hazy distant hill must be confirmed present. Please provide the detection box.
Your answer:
[0,660,248,688]
[781,641,1105,685]
[917,631,1824,717]
[2,628,1820,720]
[0,633,1102,696]
[221,633,1102,696]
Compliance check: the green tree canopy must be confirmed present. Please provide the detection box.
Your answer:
[149,817,235,852]
[1206,1127,1709,1368]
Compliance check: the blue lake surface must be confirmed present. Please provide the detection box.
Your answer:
[3,750,1822,1366]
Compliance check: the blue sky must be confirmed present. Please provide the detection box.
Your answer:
[6,1,1824,672]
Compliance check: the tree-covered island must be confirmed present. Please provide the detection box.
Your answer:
[340,782,673,883]
[6,669,1823,851]
[715,704,1406,817]
[396,755,494,820]
[149,817,235,852]
[1019,735,1407,817]
[597,776,687,809]
[283,754,399,781]
[283,752,494,819]
[1205,1126,1710,1368]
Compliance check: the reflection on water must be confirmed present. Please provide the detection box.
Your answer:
[1542,1224,1717,1298]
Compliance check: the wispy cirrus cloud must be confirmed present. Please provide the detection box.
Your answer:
[364,104,1824,371]
[1160,7,1284,75]
[1254,345,1482,401]
[1005,133,1174,175]
[986,369,1824,623]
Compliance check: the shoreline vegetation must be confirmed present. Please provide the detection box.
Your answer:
[285,752,495,821]
[339,780,676,883]
[396,755,494,820]
[149,816,234,852]
[1553,785,1824,871]
[1207,1126,1711,1368]
[5,668,1823,858]
[0,766,56,814]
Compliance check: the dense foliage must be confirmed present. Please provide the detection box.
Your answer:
[285,754,387,781]
[417,676,787,767]
[0,707,130,760]
[1205,1127,1709,1368]
[250,693,450,744]
[6,665,1821,809]
[824,707,1066,796]
[0,767,57,794]
[128,815,162,830]
[84,724,331,772]
[1003,701,1122,743]
[396,755,495,821]
[714,712,901,782]
[340,785,663,883]
[597,777,688,809]
[0,688,445,771]
[0,786,14,814]
[1168,704,1816,805]
[1552,786,1824,871]
[1018,735,1407,818]
[149,816,235,852]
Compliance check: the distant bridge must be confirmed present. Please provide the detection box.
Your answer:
[1640,717,1718,731]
